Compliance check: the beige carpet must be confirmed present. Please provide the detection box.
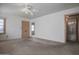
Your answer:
[0,38,79,55]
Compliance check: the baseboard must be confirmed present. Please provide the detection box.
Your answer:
[31,37,65,44]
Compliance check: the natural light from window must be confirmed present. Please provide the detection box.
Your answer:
[0,19,4,33]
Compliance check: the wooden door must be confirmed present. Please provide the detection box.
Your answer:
[22,21,29,39]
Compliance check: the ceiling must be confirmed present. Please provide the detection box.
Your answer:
[0,3,79,19]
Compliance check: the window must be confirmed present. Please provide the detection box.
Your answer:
[31,23,35,35]
[0,18,5,34]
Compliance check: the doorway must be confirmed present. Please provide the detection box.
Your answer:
[65,14,79,43]
[22,21,30,39]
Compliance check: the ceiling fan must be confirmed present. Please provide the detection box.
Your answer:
[21,4,38,16]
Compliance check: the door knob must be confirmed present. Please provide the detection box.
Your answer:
[25,30,27,32]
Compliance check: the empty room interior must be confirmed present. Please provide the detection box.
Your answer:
[0,3,79,55]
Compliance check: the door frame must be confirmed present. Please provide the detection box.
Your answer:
[64,14,79,43]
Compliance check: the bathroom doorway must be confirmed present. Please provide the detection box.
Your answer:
[65,14,79,43]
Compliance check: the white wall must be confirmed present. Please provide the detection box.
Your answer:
[0,13,24,39]
[30,7,79,43]
[6,16,23,39]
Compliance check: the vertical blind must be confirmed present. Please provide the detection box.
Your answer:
[0,19,4,33]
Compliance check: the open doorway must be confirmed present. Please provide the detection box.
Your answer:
[65,14,79,43]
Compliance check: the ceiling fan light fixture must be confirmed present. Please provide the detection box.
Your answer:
[20,4,38,16]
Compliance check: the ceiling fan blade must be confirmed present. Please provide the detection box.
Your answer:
[19,3,38,16]
[32,9,39,12]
